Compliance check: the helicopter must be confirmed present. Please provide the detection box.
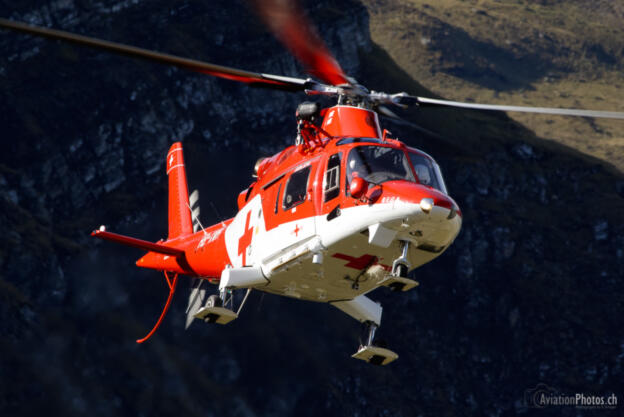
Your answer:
[2,1,623,366]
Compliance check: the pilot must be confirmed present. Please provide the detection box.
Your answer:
[348,158,357,173]
[414,164,431,186]
[348,156,365,182]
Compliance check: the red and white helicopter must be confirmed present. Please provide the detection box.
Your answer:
[3,1,623,365]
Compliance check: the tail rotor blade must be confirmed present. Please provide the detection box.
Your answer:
[185,279,207,330]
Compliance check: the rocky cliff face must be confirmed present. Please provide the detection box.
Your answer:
[1,1,623,416]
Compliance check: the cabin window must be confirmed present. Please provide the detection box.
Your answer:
[323,153,341,202]
[283,166,311,210]
[274,183,282,214]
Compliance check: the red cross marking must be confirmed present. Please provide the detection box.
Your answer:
[238,211,253,266]
[332,253,391,271]
[292,224,301,237]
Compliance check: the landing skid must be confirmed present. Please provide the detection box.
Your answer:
[352,345,399,366]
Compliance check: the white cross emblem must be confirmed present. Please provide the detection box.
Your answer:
[169,155,174,166]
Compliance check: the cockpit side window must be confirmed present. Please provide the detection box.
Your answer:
[323,153,341,202]
[408,152,446,193]
[283,166,311,210]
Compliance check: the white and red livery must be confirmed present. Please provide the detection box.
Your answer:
[93,104,462,365]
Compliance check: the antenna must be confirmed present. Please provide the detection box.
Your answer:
[209,201,228,228]
[209,201,222,220]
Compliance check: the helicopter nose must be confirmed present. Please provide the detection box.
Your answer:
[367,180,462,251]
[375,180,461,220]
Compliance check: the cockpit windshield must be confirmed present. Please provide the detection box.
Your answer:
[346,146,415,185]
[408,152,447,194]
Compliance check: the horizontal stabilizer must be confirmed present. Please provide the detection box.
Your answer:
[91,229,184,257]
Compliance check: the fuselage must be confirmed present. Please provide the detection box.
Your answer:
[137,106,462,303]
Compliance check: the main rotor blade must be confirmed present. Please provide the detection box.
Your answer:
[414,96,624,120]
[0,18,308,91]
[252,0,349,86]
[377,105,445,140]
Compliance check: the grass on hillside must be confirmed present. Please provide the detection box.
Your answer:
[361,0,624,172]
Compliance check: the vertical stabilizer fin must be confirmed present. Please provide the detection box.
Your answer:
[167,142,193,240]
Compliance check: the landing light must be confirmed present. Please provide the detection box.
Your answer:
[420,198,434,213]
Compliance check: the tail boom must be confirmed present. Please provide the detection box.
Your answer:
[89,142,233,343]
[136,219,234,277]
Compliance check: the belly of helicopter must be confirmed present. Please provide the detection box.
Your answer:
[255,203,461,302]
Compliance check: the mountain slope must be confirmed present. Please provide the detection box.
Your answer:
[362,0,624,172]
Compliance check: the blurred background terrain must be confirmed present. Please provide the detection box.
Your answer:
[0,0,622,416]
[364,0,624,172]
